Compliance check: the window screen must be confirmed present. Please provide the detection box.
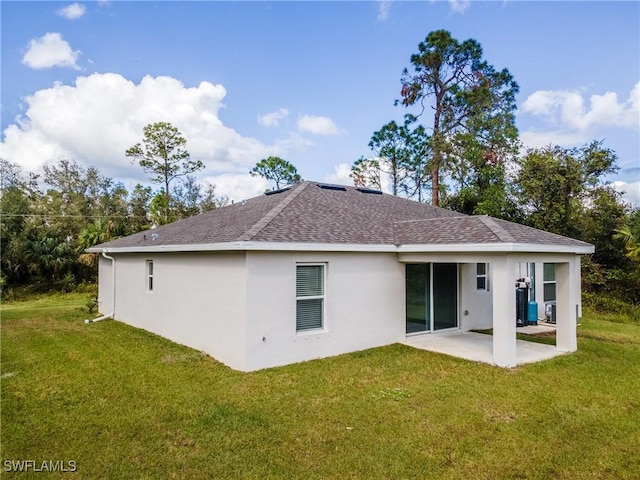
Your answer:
[146,260,154,292]
[543,263,556,302]
[476,263,487,290]
[296,265,324,332]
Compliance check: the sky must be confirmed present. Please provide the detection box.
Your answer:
[1,1,639,205]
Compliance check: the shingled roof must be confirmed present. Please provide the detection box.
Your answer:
[90,181,593,252]
[393,216,591,247]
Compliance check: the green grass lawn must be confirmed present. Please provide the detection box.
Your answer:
[2,294,640,479]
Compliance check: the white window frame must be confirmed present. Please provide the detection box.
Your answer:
[146,260,154,292]
[543,263,556,302]
[295,263,326,333]
[476,262,489,291]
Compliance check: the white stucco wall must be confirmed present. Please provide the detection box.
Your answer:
[244,251,405,371]
[97,255,114,314]
[96,248,585,372]
[459,263,493,331]
[106,252,248,370]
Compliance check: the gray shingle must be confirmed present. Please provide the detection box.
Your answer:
[92,181,591,250]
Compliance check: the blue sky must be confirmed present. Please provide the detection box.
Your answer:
[1,1,639,204]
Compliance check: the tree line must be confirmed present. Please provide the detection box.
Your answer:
[0,123,228,296]
[1,29,638,305]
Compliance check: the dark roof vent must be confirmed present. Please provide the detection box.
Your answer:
[265,186,292,196]
[356,187,382,195]
[315,183,347,192]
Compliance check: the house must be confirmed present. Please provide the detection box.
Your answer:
[87,181,594,371]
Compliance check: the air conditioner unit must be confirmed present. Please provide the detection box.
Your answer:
[545,302,557,324]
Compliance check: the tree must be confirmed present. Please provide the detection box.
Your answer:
[403,122,432,202]
[515,141,618,238]
[367,120,412,196]
[77,219,112,266]
[250,156,301,190]
[128,184,152,233]
[351,118,432,201]
[399,29,519,206]
[148,192,174,227]
[0,160,39,286]
[126,122,204,203]
[614,209,640,263]
[350,157,382,191]
[200,182,229,212]
[171,175,202,219]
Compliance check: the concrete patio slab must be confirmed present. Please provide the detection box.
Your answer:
[517,323,556,335]
[402,331,569,367]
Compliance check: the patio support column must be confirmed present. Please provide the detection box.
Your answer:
[556,260,578,352]
[492,255,517,367]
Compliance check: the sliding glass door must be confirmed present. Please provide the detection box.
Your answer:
[406,264,430,333]
[432,263,458,330]
[405,263,458,334]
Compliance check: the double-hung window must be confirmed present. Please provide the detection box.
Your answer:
[146,260,154,292]
[476,263,488,291]
[543,263,556,302]
[296,264,325,332]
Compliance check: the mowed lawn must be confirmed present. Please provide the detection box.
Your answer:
[2,294,640,479]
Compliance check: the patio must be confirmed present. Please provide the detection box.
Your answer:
[402,324,568,367]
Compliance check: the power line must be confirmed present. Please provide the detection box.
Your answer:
[0,214,149,219]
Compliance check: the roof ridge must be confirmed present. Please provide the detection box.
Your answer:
[478,215,516,243]
[236,182,309,241]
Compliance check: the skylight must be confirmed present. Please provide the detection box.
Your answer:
[265,186,292,196]
[356,187,382,195]
[315,183,346,191]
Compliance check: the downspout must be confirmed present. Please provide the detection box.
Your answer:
[85,250,116,324]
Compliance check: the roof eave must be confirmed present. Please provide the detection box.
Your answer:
[87,241,594,255]
[397,242,594,255]
[86,242,399,254]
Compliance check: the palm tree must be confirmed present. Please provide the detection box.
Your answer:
[24,237,74,280]
[77,219,111,266]
[614,222,640,262]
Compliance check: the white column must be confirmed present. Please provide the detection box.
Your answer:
[534,262,545,320]
[556,260,578,352]
[492,255,517,367]
[575,256,583,320]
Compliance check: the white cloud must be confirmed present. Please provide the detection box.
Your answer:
[202,173,270,201]
[297,114,340,135]
[57,3,86,20]
[257,108,289,127]
[0,73,281,185]
[612,180,640,207]
[377,0,391,21]
[449,0,470,14]
[522,83,639,131]
[22,33,81,70]
[323,163,353,186]
[520,83,640,148]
